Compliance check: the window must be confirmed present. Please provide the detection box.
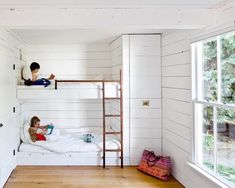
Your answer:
[192,31,235,186]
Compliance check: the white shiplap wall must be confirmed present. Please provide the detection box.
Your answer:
[110,36,130,163]
[110,34,162,165]
[129,35,161,164]
[110,37,123,80]
[21,100,107,131]
[19,44,113,132]
[162,30,224,188]
[23,44,112,80]
[0,30,23,188]
[162,3,235,187]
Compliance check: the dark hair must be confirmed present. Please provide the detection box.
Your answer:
[30,116,40,127]
[30,62,40,71]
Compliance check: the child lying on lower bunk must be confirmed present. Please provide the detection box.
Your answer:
[28,116,54,142]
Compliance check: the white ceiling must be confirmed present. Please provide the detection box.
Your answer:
[0,0,230,9]
[11,29,164,45]
[8,0,232,45]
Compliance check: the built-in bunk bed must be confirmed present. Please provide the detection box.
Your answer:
[17,71,123,167]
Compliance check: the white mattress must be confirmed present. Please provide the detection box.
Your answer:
[17,80,118,89]
[17,82,119,100]
[17,83,102,89]
[19,134,120,154]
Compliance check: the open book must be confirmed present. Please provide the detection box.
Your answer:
[45,125,54,135]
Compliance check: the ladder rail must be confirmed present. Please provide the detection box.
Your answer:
[120,70,124,168]
[102,81,106,168]
[102,70,123,168]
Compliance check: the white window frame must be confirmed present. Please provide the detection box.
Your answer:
[192,31,235,187]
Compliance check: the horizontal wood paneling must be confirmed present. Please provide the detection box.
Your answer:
[129,35,161,165]
[162,51,190,67]
[162,30,193,187]
[162,88,191,102]
[162,64,191,77]
[163,103,191,127]
[129,118,161,129]
[162,76,191,89]
[21,101,111,129]
[162,40,190,57]
[163,118,191,141]
[163,98,191,115]
[19,44,112,82]
[110,36,130,159]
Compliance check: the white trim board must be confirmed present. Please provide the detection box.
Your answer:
[16,152,130,166]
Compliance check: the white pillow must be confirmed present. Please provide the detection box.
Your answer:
[20,123,31,144]
[22,66,32,80]
[20,124,27,143]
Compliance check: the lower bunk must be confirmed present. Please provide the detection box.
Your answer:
[18,125,125,166]
[17,146,126,166]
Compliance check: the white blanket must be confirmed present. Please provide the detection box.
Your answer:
[29,129,120,153]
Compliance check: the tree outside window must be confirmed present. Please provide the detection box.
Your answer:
[193,31,235,186]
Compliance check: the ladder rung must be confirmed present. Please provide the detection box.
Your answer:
[104,97,120,100]
[105,132,121,135]
[105,149,121,152]
[105,114,121,117]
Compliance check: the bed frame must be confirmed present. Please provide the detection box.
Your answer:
[17,151,128,166]
[54,70,124,168]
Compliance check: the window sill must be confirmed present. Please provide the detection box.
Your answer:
[187,162,231,188]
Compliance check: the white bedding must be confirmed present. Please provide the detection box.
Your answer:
[21,128,120,153]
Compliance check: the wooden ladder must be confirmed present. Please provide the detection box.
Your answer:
[102,70,123,168]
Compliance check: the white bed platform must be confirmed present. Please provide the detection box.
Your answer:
[17,125,125,166]
[17,83,119,100]
[16,76,124,167]
[17,143,127,166]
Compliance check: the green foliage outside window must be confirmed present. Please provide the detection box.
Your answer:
[202,33,235,184]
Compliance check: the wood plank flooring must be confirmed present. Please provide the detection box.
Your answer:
[5,166,184,188]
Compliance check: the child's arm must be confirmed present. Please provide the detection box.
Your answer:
[41,129,48,135]
[32,73,38,81]
[28,127,37,142]
[38,126,48,135]
[39,125,49,129]
[48,74,55,80]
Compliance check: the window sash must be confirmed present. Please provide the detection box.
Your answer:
[193,102,235,187]
[192,30,235,187]
[193,100,235,110]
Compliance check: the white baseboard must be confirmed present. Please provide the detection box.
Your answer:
[17,152,130,166]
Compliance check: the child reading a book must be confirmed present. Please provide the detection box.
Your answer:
[22,62,55,87]
[28,116,54,142]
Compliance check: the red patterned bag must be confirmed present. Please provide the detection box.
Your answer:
[138,150,172,181]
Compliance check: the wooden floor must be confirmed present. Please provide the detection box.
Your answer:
[5,166,184,188]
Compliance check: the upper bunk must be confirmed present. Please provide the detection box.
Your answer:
[17,79,121,100]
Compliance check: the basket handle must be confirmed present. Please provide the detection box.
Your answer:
[145,151,161,167]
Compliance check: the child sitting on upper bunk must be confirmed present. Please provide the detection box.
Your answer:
[22,62,55,87]
[28,116,54,142]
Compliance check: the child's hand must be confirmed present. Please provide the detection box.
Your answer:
[42,129,48,134]
[48,74,55,80]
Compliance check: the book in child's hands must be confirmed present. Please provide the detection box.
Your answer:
[45,125,54,135]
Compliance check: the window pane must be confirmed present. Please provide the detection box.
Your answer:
[217,108,235,184]
[221,32,235,104]
[201,105,215,171]
[202,39,217,101]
